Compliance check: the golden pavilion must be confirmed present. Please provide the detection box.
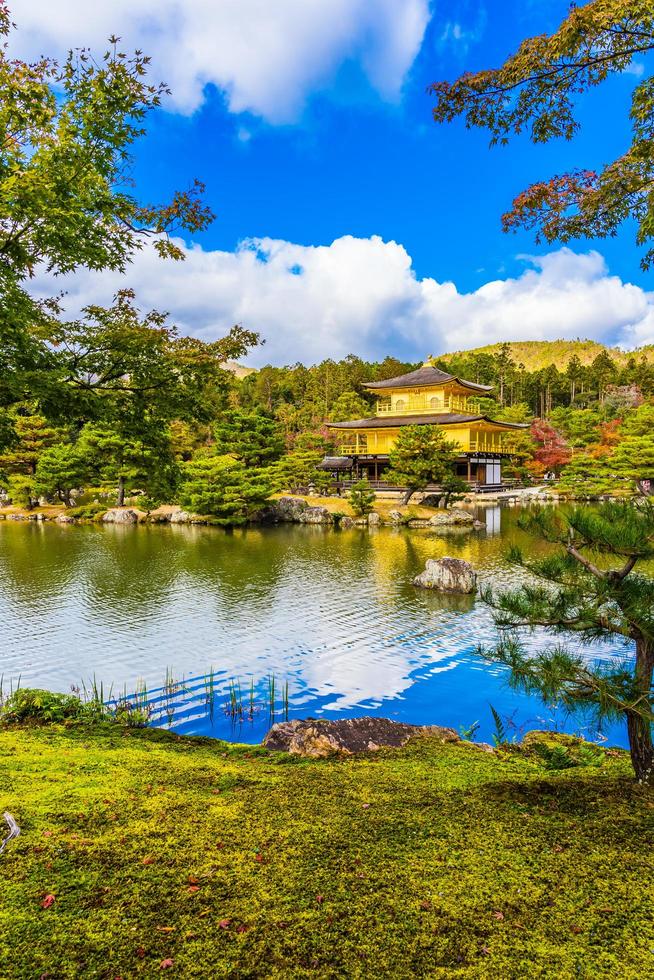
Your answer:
[324,361,527,488]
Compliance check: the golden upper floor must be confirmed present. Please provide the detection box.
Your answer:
[364,362,492,418]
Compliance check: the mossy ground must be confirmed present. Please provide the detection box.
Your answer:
[1,724,653,979]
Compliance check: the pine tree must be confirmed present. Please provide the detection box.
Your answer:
[480,503,654,783]
[179,455,271,525]
[34,444,88,506]
[0,412,59,475]
[213,411,285,468]
[386,426,460,505]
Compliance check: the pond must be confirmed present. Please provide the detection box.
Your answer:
[0,505,634,746]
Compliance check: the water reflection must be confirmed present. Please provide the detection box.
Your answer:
[0,506,635,746]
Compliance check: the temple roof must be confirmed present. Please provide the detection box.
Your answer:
[327,413,528,430]
[363,364,493,392]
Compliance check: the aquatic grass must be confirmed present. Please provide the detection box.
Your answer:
[0,674,21,710]
[203,667,217,721]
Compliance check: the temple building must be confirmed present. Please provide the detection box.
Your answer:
[324,361,527,489]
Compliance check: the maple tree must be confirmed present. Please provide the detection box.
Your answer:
[430,1,654,268]
[529,418,571,476]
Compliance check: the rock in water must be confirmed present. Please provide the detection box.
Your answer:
[263,716,460,757]
[413,557,477,594]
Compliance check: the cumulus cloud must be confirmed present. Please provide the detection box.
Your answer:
[8,0,430,121]
[29,236,654,365]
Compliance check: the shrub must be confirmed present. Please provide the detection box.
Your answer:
[348,478,376,517]
[1,689,88,723]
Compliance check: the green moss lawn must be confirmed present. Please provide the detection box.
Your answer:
[1,723,653,978]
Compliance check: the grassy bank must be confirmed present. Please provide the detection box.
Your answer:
[1,723,652,978]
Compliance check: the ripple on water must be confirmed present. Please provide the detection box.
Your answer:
[0,509,635,746]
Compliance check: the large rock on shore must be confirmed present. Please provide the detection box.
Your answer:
[413,557,477,594]
[262,716,460,757]
[268,497,333,524]
[169,510,193,524]
[102,508,138,524]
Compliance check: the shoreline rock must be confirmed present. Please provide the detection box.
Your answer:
[263,716,461,758]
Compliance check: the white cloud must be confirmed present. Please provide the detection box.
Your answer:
[8,0,430,121]
[30,236,654,365]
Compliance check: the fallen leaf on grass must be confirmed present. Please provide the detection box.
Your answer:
[156,927,175,933]
[187,886,200,894]
[41,894,55,909]
[219,919,231,929]
[187,875,199,885]
[419,900,432,911]
[142,857,155,866]
[570,925,584,934]
[492,911,504,921]
[160,959,174,970]
[316,895,324,904]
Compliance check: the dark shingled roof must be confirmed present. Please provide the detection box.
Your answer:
[327,413,528,430]
[363,365,493,392]
[317,456,354,471]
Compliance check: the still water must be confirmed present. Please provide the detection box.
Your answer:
[0,505,633,746]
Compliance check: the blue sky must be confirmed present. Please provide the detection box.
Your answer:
[14,1,654,365]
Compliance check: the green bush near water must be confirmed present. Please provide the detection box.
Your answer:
[0,721,652,978]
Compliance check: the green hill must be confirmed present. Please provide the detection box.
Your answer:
[439,340,654,372]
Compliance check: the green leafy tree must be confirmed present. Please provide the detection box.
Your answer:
[178,455,271,525]
[348,478,376,517]
[328,391,372,423]
[0,8,248,452]
[40,290,257,429]
[0,8,212,305]
[386,426,460,505]
[33,444,88,506]
[430,1,654,268]
[213,411,285,468]
[480,503,654,783]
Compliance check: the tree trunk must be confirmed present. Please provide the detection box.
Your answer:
[117,475,125,507]
[402,488,414,506]
[627,637,654,784]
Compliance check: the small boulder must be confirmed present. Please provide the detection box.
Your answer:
[367,512,381,526]
[299,506,332,525]
[420,493,443,508]
[429,508,474,526]
[388,509,405,524]
[339,516,355,529]
[55,514,76,524]
[263,716,460,758]
[102,508,138,525]
[413,557,477,594]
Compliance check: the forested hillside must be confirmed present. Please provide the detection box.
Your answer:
[440,340,654,372]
